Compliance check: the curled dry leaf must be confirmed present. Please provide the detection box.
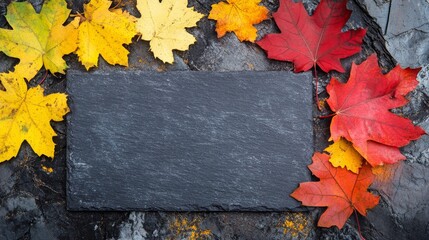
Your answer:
[0,73,69,162]
[208,0,269,42]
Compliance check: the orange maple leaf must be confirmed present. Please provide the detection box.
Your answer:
[208,0,269,42]
[291,152,379,229]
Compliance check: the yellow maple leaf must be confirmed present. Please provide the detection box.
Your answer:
[325,138,363,173]
[0,0,78,80]
[76,0,137,70]
[0,73,69,162]
[208,0,269,42]
[136,0,204,63]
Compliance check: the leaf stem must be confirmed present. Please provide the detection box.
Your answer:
[318,113,336,119]
[112,0,123,9]
[313,63,321,111]
[354,209,366,240]
[38,70,49,85]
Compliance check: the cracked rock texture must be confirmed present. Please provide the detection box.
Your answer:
[362,0,429,67]
[0,0,428,239]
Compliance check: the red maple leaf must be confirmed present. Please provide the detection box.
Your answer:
[291,152,379,229]
[257,0,366,73]
[326,54,426,166]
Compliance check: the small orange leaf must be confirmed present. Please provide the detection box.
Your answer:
[291,152,379,229]
[41,165,54,174]
[208,0,269,42]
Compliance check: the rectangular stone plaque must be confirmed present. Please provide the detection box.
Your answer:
[66,71,313,211]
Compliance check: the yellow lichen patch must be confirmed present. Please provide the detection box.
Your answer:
[281,212,312,239]
[41,165,54,174]
[168,216,212,240]
[318,98,328,111]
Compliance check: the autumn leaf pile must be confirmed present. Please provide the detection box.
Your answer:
[0,0,205,162]
[0,0,425,233]
[258,0,424,230]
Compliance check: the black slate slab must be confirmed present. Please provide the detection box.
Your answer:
[66,71,313,211]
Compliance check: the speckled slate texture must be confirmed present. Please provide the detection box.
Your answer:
[66,71,313,211]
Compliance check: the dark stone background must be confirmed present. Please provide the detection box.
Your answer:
[0,0,428,239]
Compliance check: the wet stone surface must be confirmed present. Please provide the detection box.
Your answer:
[0,0,428,239]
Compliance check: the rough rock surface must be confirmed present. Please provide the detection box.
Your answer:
[361,65,429,239]
[0,0,428,239]
[362,0,429,68]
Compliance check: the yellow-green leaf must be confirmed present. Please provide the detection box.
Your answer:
[325,138,363,173]
[0,73,69,162]
[0,0,78,80]
[136,0,204,63]
[76,0,137,70]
